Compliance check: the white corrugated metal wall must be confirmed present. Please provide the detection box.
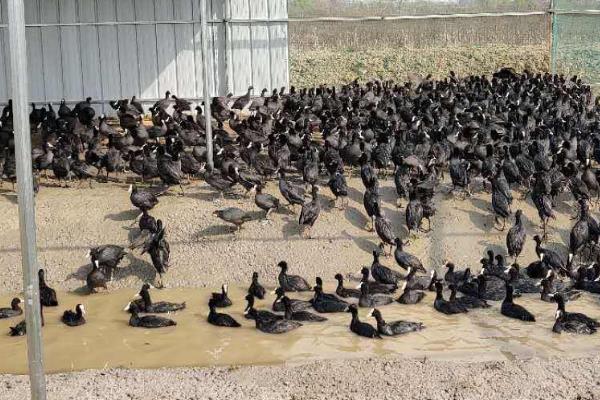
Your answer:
[0,0,289,113]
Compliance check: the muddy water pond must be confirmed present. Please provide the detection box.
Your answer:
[0,286,598,374]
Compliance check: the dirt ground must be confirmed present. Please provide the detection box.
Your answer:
[0,175,596,399]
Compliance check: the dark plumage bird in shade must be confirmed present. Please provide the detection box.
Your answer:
[87,245,127,280]
[213,208,253,232]
[371,250,403,285]
[347,304,380,338]
[328,171,348,209]
[278,171,305,209]
[127,303,176,329]
[273,287,311,312]
[278,261,311,292]
[394,238,425,273]
[208,298,241,328]
[448,284,490,309]
[334,273,360,298]
[360,267,396,294]
[506,209,526,261]
[39,269,58,307]
[86,258,108,293]
[299,185,321,238]
[396,281,426,305]
[244,293,281,321]
[130,283,186,313]
[254,185,280,220]
[374,203,395,255]
[358,282,394,308]
[433,281,467,315]
[552,293,598,335]
[282,296,327,322]
[312,285,349,313]
[501,283,535,322]
[61,304,86,327]
[9,303,44,336]
[248,272,266,300]
[368,308,424,336]
[248,307,302,334]
[211,284,232,308]
[0,298,23,319]
[128,184,159,211]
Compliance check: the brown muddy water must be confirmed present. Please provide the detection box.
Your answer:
[0,286,598,374]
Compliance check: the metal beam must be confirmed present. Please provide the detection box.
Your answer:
[6,1,46,399]
[201,0,213,170]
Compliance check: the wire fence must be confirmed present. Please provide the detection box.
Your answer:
[287,0,600,89]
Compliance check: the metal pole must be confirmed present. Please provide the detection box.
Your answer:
[201,0,213,170]
[7,1,47,399]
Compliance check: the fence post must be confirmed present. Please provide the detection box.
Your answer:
[6,1,47,399]
[550,0,557,75]
[201,0,214,170]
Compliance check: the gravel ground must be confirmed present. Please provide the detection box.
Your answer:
[0,175,589,398]
[1,356,600,400]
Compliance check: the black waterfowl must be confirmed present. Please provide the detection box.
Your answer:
[328,171,349,209]
[368,308,424,336]
[358,282,394,308]
[360,267,396,294]
[449,284,489,309]
[299,185,321,238]
[244,293,281,321]
[533,235,566,273]
[443,262,470,285]
[278,261,311,292]
[540,276,581,303]
[127,303,176,328]
[86,258,108,293]
[396,281,426,305]
[371,250,403,285]
[213,208,253,231]
[208,298,241,328]
[505,264,539,294]
[133,283,186,313]
[88,245,127,279]
[574,265,600,294]
[248,307,302,334]
[278,171,305,208]
[405,266,435,291]
[282,296,327,322]
[273,287,311,312]
[501,283,535,322]
[9,320,27,337]
[61,304,86,327]
[312,285,349,313]
[248,272,266,300]
[433,281,468,315]
[39,269,58,307]
[552,293,599,334]
[374,203,396,255]
[363,183,381,231]
[334,273,360,298]
[128,184,159,211]
[254,186,280,220]
[405,189,424,237]
[394,238,425,273]
[506,209,526,260]
[0,298,23,319]
[347,304,380,339]
[211,285,232,308]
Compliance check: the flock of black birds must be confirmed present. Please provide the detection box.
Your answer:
[2,68,600,339]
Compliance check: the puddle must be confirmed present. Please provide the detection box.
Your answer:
[0,286,598,374]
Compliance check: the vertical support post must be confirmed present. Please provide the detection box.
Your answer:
[7,1,46,400]
[225,0,234,95]
[550,0,558,75]
[201,0,213,170]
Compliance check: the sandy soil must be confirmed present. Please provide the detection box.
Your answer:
[1,356,600,400]
[0,175,592,398]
